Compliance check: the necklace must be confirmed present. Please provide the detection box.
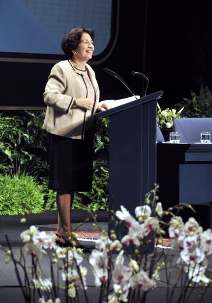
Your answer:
[69,60,86,72]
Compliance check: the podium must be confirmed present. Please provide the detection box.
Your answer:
[96,91,163,215]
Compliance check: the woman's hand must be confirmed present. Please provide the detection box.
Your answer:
[97,101,113,112]
[75,98,94,110]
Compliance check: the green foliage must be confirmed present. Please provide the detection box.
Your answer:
[157,103,184,129]
[73,160,109,212]
[23,110,48,181]
[42,180,57,212]
[0,111,47,178]
[0,175,45,215]
[176,85,212,118]
[44,190,57,211]
[24,110,46,147]
[0,115,31,175]
[94,117,109,154]
[0,111,109,214]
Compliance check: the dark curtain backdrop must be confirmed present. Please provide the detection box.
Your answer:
[145,1,212,105]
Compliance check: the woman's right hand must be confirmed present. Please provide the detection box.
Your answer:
[97,101,113,111]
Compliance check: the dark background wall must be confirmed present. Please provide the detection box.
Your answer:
[145,1,212,105]
[0,0,212,107]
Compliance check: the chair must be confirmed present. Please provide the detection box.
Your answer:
[156,125,165,143]
[174,118,212,143]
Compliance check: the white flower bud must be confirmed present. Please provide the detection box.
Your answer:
[129,259,139,272]
[155,202,163,217]
[68,283,76,298]
[110,240,122,251]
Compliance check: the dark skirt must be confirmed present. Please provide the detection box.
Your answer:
[48,133,94,193]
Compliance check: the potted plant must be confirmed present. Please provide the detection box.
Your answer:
[157,104,184,141]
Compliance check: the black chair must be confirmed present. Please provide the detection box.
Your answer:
[174,118,212,143]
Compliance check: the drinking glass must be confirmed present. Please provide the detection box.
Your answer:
[200,131,211,144]
[169,131,180,143]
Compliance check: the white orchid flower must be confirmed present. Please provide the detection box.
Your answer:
[55,246,67,259]
[110,239,122,251]
[143,217,160,236]
[155,202,163,217]
[130,270,156,291]
[20,225,38,242]
[61,266,87,289]
[129,259,139,273]
[33,231,56,251]
[135,205,151,221]
[191,272,210,285]
[121,218,147,246]
[89,249,108,286]
[184,217,203,236]
[182,234,198,250]
[168,216,184,239]
[67,248,83,265]
[184,263,209,284]
[180,247,205,266]
[95,234,110,251]
[111,250,132,301]
[22,242,43,258]
[201,229,212,255]
[39,298,61,303]
[33,277,52,291]
[116,205,138,228]
[121,223,142,247]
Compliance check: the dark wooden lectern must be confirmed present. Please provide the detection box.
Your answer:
[96,91,163,215]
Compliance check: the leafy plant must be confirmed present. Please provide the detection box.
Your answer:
[74,160,109,212]
[42,179,57,212]
[0,115,31,175]
[157,104,184,129]
[94,117,109,155]
[23,110,48,181]
[176,85,212,118]
[0,175,45,215]
[0,111,47,178]
[0,111,109,214]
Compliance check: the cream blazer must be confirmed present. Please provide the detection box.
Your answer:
[43,60,100,139]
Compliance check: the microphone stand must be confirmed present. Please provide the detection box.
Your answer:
[131,70,149,96]
[104,67,139,100]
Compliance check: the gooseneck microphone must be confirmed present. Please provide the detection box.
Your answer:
[131,70,149,96]
[104,67,138,99]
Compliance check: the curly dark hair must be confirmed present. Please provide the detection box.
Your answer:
[61,27,95,58]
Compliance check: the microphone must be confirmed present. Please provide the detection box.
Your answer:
[104,67,138,99]
[131,70,149,96]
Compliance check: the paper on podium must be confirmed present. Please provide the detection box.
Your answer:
[100,95,140,109]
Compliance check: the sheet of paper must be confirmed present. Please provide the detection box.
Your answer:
[100,95,140,108]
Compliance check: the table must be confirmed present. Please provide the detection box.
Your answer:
[157,143,212,227]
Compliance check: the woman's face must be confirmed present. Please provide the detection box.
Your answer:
[74,32,94,62]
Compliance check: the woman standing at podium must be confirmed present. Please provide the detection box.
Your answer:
[43,27,109,246]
